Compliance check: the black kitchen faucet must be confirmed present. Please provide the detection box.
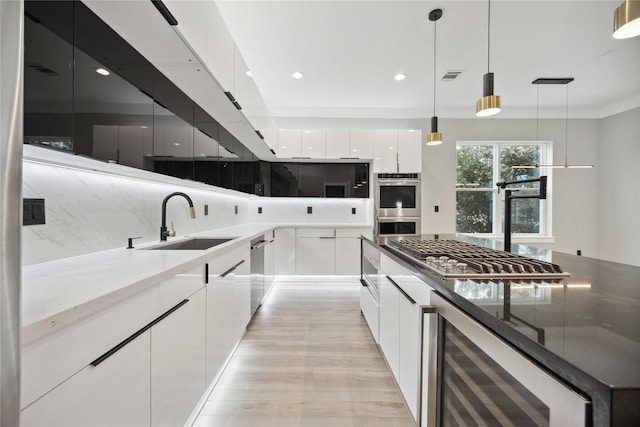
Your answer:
[160,192,196,241]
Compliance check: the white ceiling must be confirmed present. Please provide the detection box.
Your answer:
[216,0,640,120]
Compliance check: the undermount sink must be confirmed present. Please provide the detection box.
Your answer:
[146,237,236,250]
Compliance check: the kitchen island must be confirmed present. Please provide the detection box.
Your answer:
[362,234,640,426]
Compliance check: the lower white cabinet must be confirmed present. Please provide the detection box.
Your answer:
[359,282,379,344]
[335,229,364,275]
[21,330,152,426]
[206,256,250,383]
[296,228,336,275]
[151,287,207,427]
[379,274,401,380]
[274,227,296,275]
[398,293,421,420]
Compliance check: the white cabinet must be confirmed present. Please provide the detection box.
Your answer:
[373,130,398,173]
[206,255,250,384]
[277,129,302,158]
[295,228,336,275]
[379,253,423,422]
[325,129,350,159]
[301,129,326,158]
[264,232,275,295]
[151,287,207,427]
[21,330,151,427]
[397,130,422,173]
[373,129,422,173]
[379,273,401,380]
[335,228,364,275]
[360,282,380,344]
[274,228,296,275]
[398,294,421,420]
[349,129,374,159]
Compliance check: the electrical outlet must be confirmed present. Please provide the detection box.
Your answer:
[434,205,439,213]
[577,250,582,256]
[234,205,238,215]
[258,207,262,214]
[23,198,46,225]
[307,206,312,214]
[204,204,208,215]
[352,207,356,214]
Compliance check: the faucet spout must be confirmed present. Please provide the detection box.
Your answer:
[160,192,196,241]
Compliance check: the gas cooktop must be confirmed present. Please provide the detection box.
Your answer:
[387,239,570,280]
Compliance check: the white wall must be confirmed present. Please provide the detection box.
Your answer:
[597,108,640,266]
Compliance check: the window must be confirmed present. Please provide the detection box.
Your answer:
[456,142,552,238]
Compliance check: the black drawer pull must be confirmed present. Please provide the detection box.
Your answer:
[386,275,416,304]
[221,260,245,278]
[360,279,368,287]
[90,299,189,367]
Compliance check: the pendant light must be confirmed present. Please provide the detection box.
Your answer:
[427,8,443,146]
[512,78,594,169]
[476,0,501,117]
[613,0,640,39]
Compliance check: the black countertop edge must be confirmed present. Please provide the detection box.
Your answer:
[363,237,614,426]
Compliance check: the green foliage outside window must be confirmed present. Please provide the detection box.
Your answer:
[456,144,544,234]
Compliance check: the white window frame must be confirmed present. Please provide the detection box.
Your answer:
[456,141,555,244]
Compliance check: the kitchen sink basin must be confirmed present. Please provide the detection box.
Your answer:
[147,237,236,250]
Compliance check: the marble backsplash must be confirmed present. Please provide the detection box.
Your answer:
[22,146,372,265]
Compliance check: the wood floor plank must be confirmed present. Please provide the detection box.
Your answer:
[191,280,415,427]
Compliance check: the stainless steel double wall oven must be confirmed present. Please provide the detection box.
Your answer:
[374,173,421,236]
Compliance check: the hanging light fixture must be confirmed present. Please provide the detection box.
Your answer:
[476,0,501,117]
[613,0,640,39]
[427,8,443,146]
[512,78,594,169]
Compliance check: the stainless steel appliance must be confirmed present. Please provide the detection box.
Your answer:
[387,239,570,280]
[374,173,421,218]
[423,292,590,427]
[250,236,267,316]
[375,217,421,237]
[374,173,421,237]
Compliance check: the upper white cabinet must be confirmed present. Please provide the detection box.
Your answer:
[301,129,326,159]
[325,129,350,159]
[373,130,422,173]
[349,130,374,159]
[277,129,302,158]
[373,130,398,173]
[397,130,422,173]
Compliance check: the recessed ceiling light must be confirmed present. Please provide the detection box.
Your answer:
[292,71,304,79]
[408,129,415,132]
[388,146,394,150]
[281,146,288,149]
[304,130,311,134]
[352,149,358,152]
[95,68,110,76]
[173,143,180,146]
[394,73,406,81]
[246,70,252,77]
[140,125,148,129]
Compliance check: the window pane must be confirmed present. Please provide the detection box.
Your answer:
[456,146,493,188]
[456,191,493,233]
[505,198,540,233]
[500,145,541,183]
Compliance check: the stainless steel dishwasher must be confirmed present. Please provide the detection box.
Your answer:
[250,236,267,316]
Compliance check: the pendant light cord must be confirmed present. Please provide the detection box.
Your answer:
[565,84,569,166]
[433,19,437,115]
[487,0,491,73]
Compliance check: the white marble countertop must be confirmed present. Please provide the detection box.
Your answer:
[22,222,372,343]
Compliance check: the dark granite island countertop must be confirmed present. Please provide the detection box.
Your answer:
[368,234,640,427]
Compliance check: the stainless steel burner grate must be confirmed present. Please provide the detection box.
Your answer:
[387,239,569,280]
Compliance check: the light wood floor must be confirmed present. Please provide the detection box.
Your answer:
[192,280,416,427]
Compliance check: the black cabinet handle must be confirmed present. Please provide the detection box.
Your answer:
[221,260,245,278]
[90,299,189,367]
[386,275,416,304]
[360,279,368,287]
[205,263,209,284]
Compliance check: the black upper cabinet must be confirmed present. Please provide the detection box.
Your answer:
[22,1,370,198]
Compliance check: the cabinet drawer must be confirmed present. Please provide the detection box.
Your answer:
[22,285,161,408]
[335,228,370,238]
[296,228,335,238]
